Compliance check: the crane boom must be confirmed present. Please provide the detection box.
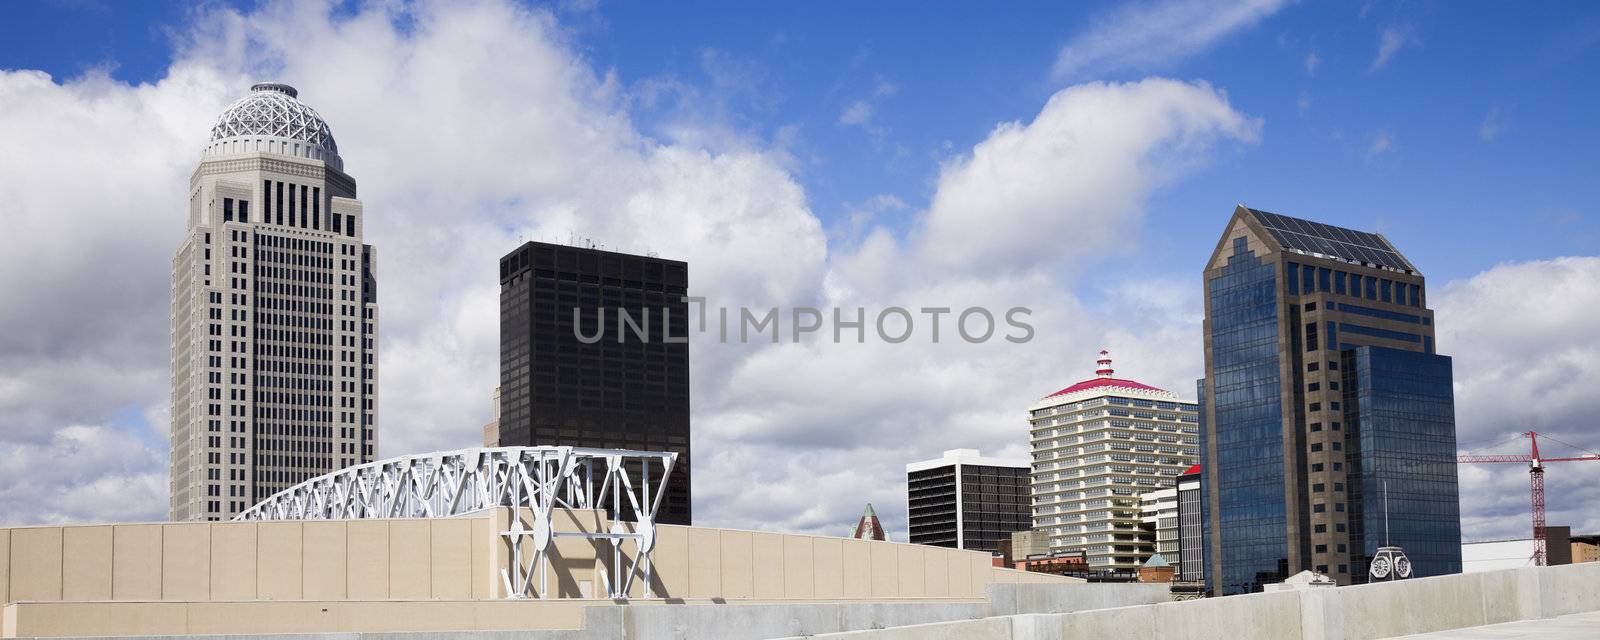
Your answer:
[1455,431,1600,566]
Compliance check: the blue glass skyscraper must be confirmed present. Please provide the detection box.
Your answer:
[1199,206,1461,595]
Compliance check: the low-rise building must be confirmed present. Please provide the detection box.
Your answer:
[1140,486,1179,561]
[907,449,1031,552]
[1176,464,1205,582]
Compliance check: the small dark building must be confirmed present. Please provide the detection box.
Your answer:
[498,241,692,524]
[1176,464,1204,583]
[906,449,1031,552]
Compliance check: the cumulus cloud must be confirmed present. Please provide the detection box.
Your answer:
[1436,257,1600,539]
[5,0,1583,546]
[915,79,1260,276]
[1052,0,1292,80]
[0,0,1262,536]
[0,425,167,525]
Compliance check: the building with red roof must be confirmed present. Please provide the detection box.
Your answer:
[1026,350,1200,570]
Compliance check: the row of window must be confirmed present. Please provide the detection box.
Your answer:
[1286,261,1422,308]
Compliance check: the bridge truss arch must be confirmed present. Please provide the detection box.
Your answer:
[234,446,677,600]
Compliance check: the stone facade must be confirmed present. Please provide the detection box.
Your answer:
[169,84,379,521]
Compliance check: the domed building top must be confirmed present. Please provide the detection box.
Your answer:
[203,82,342,170]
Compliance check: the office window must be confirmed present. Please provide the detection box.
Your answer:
[1314,503,1326,513]
[223,198,234,222]
[239,200,249,223]
[1315,544,1327,553]
[1313,483,1325,492]
[1311,443,1323,452]
[1308,362,1320,372]
[1306,323,1319,352]
[1287,262,1301,295]
[1318,267,1331,292]
[1364,276,1377,300]
[1334,271,1348,295]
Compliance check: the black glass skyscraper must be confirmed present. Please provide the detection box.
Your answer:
[498,241,692,524]
[1199,206,1460,595]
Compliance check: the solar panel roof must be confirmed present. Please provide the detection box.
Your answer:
[1245,207,1418,273]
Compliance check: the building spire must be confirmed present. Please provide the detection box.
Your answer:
[1096,349,1114,378]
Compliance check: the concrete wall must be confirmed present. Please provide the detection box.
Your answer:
[2,512,1070,608]
[780,561,1600,640]
[491,509,1063,601]
[0,519,493,605]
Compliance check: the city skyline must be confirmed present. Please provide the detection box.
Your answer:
[0,0,1597,546]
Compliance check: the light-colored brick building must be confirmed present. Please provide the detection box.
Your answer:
[169,83,379,520]
[1027,351,1199,569]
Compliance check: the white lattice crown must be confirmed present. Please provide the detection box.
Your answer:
[208,82,340,163]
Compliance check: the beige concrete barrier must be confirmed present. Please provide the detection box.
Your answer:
[1,511,1078,637]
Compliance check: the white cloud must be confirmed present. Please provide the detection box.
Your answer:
[18,0,1587,548]
[1052,0,1292,80]
[915,79,1260,276]
[1367,131,1395,157]
[1304,51,1322,75]
[1297,89,1312,115]
[1436,257,1600,539]
[1371,25,1411,72]
[0,425,167,525]
[1479,106,1504,141]
[838,100,872,126]
[0,0,1260,538]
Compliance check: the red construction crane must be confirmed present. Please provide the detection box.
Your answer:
[1458,431,1600,565]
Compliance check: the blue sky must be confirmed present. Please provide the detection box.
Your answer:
[1,0,1598,539]
[7,0,1598,286]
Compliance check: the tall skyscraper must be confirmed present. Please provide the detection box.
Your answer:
[906,449,1031,552]
[1027,351,1199,569]
[497,241,691,524]
[1200,205,1460,594]
[170,83,379,521]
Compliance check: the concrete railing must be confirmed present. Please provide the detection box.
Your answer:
[780,562,1600,640]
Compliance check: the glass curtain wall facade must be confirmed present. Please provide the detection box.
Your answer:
[1202,234,1288,594]
[1343,347,1462,581]
[1200,206,1460,594]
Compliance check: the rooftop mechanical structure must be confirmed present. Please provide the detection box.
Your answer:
[203,82,343,169]
[235,446,677,600]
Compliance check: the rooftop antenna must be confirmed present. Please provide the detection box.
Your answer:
[1384,480,1390,547]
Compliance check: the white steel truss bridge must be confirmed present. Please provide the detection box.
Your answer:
[233,446,677,600]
